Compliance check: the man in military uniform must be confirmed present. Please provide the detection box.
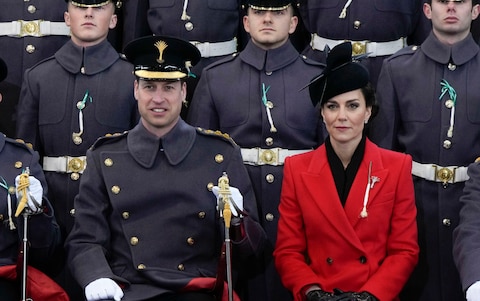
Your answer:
[65,35,266,301]
[16,0,139,299]
[298,0,431,87]
[0,0,69,137]
[121,0,244,116]
[370,0,480,300]
[0,56,66,301]
[187,1,325,301]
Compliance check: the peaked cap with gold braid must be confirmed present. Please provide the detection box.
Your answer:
[65,0,122,9]
[123,36,201,81]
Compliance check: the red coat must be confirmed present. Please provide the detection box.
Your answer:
[274,139,419,301]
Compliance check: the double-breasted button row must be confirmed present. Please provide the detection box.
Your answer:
[324,256,367,264]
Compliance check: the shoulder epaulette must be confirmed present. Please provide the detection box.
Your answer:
[203,53,239,71]
[300,54,326,67]
[387,45,420,60]
[6,137,35,153]
[90,131,128,150]
[196,128,238,146]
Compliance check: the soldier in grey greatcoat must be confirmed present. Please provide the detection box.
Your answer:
[16,1,139,299]
[370,0,480,300]
[65,35,266,301]
[0,57,65,301]
[298,0,431,87]
[187,1,325,301]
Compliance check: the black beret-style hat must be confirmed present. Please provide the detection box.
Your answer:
[308,42,370,107]
[0,57,7,83]
[243,0,295,10]
[123,35,201,81]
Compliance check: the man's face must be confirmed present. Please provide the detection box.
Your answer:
[134,79,186,138]
[424,0,479,43]
[243,6,298,50]
[64,2,117,47]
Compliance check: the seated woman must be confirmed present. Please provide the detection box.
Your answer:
[273,42,419,301]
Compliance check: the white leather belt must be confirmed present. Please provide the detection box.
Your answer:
[412,161,469,185]
[190,37,237,58]
[241,148,312,166]
[0,20,70,37]
[310,34,406,57]
[43,156,87,174]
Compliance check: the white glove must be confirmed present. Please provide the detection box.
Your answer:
[467,281,480,301]
[15,175,43,213]
[85,278,124,301]
[212,185,244,217]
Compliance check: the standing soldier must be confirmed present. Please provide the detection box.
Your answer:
[0,0,70,137]
[298,0,430,87]
[187,1,325,301]
[16,0,139,299]
[371,0,480,300]
[66,35,266,301]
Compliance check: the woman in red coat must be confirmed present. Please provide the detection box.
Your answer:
[273,43,419,301]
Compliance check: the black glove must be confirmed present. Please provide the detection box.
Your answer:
[306,289,335,301]
[332,289,379,301]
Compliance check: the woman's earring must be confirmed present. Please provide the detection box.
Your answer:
[182,99,188,107]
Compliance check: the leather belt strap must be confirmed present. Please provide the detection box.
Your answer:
[310,34,406,57]
[43,156,87,174]
[0,20,70,37]
[190,37,237,58]
[241,148,312,166]
[412,161,469,185]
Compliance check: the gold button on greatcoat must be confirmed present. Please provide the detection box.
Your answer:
[443,140,452,149]
[27,5,36,13]
[15,161,22,169]
[185,22,193,31]
[187,237,195,245]
[122,212,130,219]
[353,20,361,29]
[448,63,456,71]
[177,264,185,271]
[442,218,451,227]
[0,214,4,221]
[265,174,275,183]
[198,211,206,219]
[130,236,139,246]
[265,137,274,146]
[70,209,75,217]
[111,186,120,194]
[25,44,36,54]
[207,182,214,191]
[265,213,274,222]
[104,158,113,167]
[8,186,15,195]
[137,264,146,270]
[445,100,454,109]
[70,172,80,181]
[215,154,224,163]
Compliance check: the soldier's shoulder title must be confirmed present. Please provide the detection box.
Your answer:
[196,128,237,146]
[388,45,419,60]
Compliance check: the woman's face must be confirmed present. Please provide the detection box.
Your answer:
[321,89,372,146]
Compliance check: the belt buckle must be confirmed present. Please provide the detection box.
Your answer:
[434,166,455,186]
[68,157,85,173]
[259,149,278,165]
[351,41,366,56]
[19,20,42,37]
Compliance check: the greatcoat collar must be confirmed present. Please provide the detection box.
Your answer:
[421,32,479,66]
[239,39,300,72]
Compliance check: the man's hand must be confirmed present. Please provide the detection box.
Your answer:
[85,278,123,301]
[15,175,43,213]
[212,185,244,216]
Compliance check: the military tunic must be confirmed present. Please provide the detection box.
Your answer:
[65,120,266,301]
[0,133,59,269]
[17,39,139,238]
[0,0,70,136]
[371,33,480,301]
[298,0,430,86]
[187,40,325,301]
